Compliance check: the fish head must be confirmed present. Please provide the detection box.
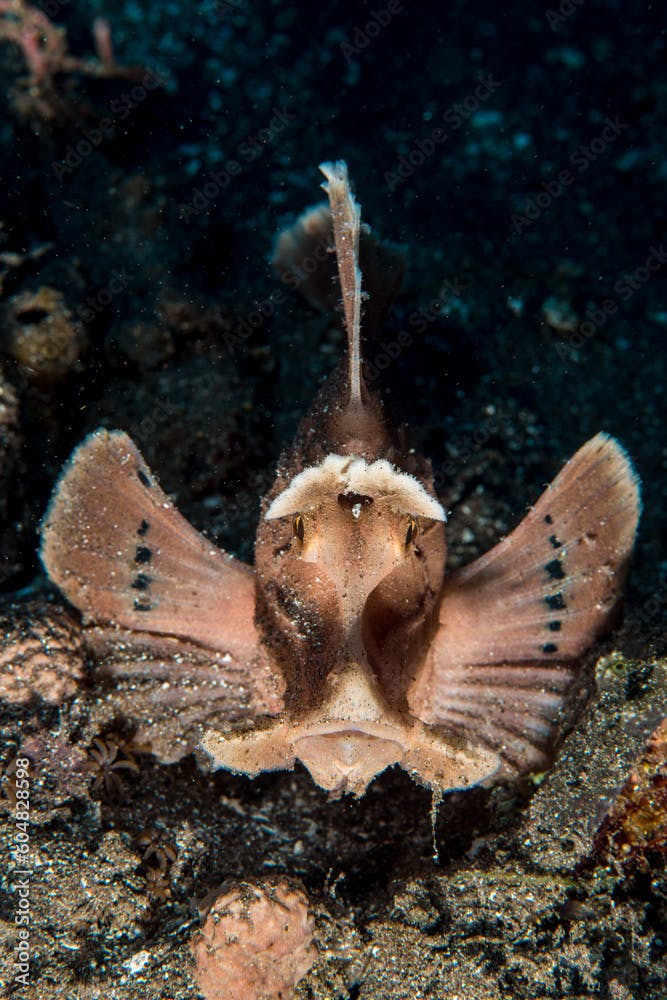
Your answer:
[254,452,446,711]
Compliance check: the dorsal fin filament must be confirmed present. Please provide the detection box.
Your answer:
[319,160,363,407]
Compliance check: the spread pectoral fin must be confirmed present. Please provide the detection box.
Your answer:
[409,433,641,773]
[40,429,284,716]
[86,626,283,763]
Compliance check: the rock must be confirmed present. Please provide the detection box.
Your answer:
[519,654,667,873]
[593,715,667,871]
[2,285,86,383]
[190,879,316,1000]
[0,600,86,706]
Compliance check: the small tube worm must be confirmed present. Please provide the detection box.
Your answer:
[40,162,641,797]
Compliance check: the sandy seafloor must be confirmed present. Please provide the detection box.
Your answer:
[0,1,665,997]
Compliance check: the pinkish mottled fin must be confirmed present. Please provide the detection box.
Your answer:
[40,430,269,672]
[84,626,283,762]
[408,433,641,773]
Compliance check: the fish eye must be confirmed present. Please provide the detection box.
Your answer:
[293,514,305,542]
[404,515,418,547]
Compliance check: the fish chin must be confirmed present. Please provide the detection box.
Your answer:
[292,712,502,796]
[293,730,404,796]
[200,671,501,798]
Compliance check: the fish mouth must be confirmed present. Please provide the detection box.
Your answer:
[200,664,501,797]
[293,729,405,796]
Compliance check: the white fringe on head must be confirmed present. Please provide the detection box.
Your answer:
[266,454,446,520]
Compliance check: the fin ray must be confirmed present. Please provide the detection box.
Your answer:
[85,626,283,763]
[41,430,262,664]
[409,433,641,773]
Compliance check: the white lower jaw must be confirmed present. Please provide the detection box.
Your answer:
[200,664,500,797]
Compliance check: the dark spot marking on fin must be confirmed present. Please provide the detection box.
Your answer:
[133,598,152,612]
[131,573,152,591]
[549,533,563,549]
[135,545,152,565]
[545,558,566,581]
[545,592,567,611]
[137,469,152,488]
[548,620,562,631]
[544,513,553,525]
[137,519,150,537]
[542,642,558,654]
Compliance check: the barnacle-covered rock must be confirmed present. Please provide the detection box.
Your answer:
[593,716,667,871]
[0,601,86,705]
[2,286,86,382]
[520,654,667,873]
[190,880,316,1000]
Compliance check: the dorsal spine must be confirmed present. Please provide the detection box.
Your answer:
[319,160,363,407]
